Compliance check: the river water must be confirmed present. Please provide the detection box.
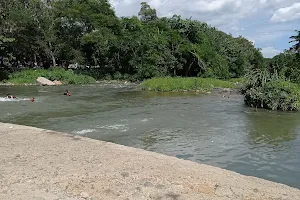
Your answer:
[0,84,300,189]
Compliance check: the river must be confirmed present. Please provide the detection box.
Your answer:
[0,84,299,189]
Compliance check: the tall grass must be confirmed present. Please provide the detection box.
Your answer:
[141,77,236,92]
[227,78,245,83]
[6,68,96,85]
[242,68,300,111]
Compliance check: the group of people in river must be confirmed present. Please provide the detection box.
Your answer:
[5,89,71,102]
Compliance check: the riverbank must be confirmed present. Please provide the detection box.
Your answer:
[1,122,299,200]
[1,68,96,85]
[141,77,241,92]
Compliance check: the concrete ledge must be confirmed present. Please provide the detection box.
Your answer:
[0,122,299,200]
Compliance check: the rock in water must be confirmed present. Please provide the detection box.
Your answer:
[36,77,55,86]
[53,80,63,85]
[223,88,232,92]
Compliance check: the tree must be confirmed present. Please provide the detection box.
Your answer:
[138,2,157,22]
[0,0,267,80]
[32,0,61,67]
[0,35,15,67]
[53,0,121,64]
[289,30,300,54]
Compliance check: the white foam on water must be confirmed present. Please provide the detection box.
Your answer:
[98,124,128,132]
[0,97,30,102]
[73,129,96,135]
[139,118,153,122]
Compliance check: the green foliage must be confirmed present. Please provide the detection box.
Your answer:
[7,68,95,85]
[1,0,265,81]
[228,78,245,83]
[266,36,300,84]
[239,30,300,111]
[0,35,15,66]
[289,30,300,54]
[141,77,235,92]
[138,2,157,22]
[2,1,299,111]
[242,68,300,111]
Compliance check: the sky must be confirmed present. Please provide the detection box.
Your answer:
[109,0,300,58]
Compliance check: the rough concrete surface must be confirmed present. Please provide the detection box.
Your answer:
[1,122,300,200]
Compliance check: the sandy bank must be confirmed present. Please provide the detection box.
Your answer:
[0,122,299,200]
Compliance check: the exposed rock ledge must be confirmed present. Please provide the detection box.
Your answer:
[36,76,63,86]
[0,122,299,200]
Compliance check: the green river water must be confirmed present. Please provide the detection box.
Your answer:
[0,84,299,189]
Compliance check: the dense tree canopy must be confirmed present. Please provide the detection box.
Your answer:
[1,0,269,80]
[242,30,300,111]
[264,30,300,84]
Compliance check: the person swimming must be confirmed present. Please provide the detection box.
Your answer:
[7,94,16,99]
[63,89,71,96]
[30,97,35,102]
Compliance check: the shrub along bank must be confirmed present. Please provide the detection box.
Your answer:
[4,68,96,85]
[241,69,300,111]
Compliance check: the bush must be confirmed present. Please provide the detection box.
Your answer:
[7,67,96,85]
[141,77,235,92]
[242,68,300,111]
[113,71,123,80]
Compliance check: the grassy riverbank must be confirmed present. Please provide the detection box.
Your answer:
[141,77,237,92]
[3,68,96,85]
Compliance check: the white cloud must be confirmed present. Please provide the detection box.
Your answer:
[245,22,296,47]
[194,0,239,12]
[148,0,164,8]
[110,0,119,8]
[261,47,281,58]
[271,2,300,22]
[111,0,299,26]
[231,26,244,31]
[253,31,288,42]
[109,0,299,52]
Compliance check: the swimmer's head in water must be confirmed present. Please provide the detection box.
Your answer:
[7,94,16,98]
[30,97,35,102]
[64,89,71,96]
